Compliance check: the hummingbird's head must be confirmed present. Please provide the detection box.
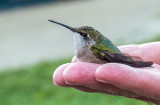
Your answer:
[73,26,104,43]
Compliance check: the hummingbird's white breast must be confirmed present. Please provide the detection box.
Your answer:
[74,33,107,64]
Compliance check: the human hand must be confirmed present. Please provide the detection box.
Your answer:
[53,42,160,104]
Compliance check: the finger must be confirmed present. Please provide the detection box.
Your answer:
[53,63,109,93]
[71,56,78,63]
[72,85,118,95]
[72,85,98,92]
[118,42,160,64]
[53,62,118,94]
[53,62,116,94]
[72,85,115,95]
[72,85,157,104]
[96,63,160,100]
[53,63,71,87]
[63,62,140,98]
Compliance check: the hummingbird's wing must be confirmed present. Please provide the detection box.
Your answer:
[104,51,153,67]
[91,44,153,67]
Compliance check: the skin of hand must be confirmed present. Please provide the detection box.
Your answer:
[53,42,160,104]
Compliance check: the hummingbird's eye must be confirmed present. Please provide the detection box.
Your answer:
[80,33,88,37]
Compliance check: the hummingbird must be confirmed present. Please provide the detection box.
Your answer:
[48,20,153,67]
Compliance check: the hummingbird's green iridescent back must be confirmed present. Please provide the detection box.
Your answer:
[91,37,121,60]
[93,38,121,53]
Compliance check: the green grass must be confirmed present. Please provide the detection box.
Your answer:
[0,58,149,105]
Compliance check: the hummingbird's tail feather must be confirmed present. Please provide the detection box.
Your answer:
[112,53,153,67]
[103,51,153,67]
[120,60,153,67]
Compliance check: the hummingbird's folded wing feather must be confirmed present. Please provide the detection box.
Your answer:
[91,45,153,67]
[106,52,153,67]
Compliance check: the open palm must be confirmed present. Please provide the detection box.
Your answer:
[53,42,160,104]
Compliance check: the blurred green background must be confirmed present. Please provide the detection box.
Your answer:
[0,0,160,105]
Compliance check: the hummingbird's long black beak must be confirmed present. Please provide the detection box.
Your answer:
[48,20,75,32]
